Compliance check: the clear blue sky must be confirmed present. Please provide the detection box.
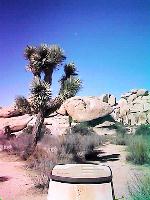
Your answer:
[0,0,150,106]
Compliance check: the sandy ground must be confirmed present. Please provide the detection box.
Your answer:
[0,144,143,200]
[0,151,47,200]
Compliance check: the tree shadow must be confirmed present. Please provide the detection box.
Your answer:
[0,176,11,182]
[85,150,120,162]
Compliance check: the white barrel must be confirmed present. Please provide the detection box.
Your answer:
[47,164,114,200]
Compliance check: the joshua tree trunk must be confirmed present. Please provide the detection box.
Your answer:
[24,97,63,159]
[32,111,45,142]
[44,67,54,85]
[23,111,44,159]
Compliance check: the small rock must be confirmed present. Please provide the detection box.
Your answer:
[130,89,138,94]
[138,112,147,124]
[99,94,109,103]
[108,95,116,106]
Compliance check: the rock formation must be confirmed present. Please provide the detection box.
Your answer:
[0,89,150,137]
[113,89,150,125]
[0,106,21,118]
[57,96,113,122]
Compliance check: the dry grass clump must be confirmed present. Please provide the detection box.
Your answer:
[27,135,59,189]
[10,134,34,159]
[9,123,102,190]
[27,123,102,189]
[10,125,51,159]
[58,133,102,163]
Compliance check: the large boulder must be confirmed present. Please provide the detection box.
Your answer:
[130,104,144,113]
[119,105,129,117]
[0,106,21,118]
[0,114,33,132]
[118,98,128,107]
[127,94,137,103]
[58,96,113,122]
[128,113,137,126]
[137,89,148,97]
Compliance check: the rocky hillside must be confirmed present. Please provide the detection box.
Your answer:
[114,89,150,126]
[0,88,150,136]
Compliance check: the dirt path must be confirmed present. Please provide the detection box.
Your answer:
[96,144,142,199]
[0,151,47,200]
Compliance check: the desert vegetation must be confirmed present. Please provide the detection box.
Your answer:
[107,123,150,165]
[9,122,103,189]
[129,174,150,200]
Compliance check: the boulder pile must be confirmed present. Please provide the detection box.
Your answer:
[114,89,150,125]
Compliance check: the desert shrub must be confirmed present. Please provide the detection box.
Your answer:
[10,134,34,159]
[70,122,94,136]
[129,174,150,200]
[126,135,150,165]
[113,134,128,145]
[27,134,59,189]
[10,124,50,159]
[28,127,102,189]
[115,122,127,135]
[109,122,128,145]
[135,124,150,136]
[58,133,102,163]
[21,125,33,135]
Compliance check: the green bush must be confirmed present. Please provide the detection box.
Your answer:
[129,174,150,200]
[135,124,150,136]
[115,122,127,135]
[126,135,150,165]
[110,122,128,145]
[70,122,94,136]
[113,134,128,145]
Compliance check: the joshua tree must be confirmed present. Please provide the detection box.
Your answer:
[15,44,82,158]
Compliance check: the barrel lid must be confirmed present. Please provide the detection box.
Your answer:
[51,164,112,184]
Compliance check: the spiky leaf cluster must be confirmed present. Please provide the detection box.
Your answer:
[15,96,31,114]
[24,44,65,76]
[29,78,51,113]
[59,63,78,89]
[64,63,78,78]
[59,76,82,101]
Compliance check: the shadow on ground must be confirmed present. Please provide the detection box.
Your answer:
[85,150,120,162]
[0,176,11,182]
